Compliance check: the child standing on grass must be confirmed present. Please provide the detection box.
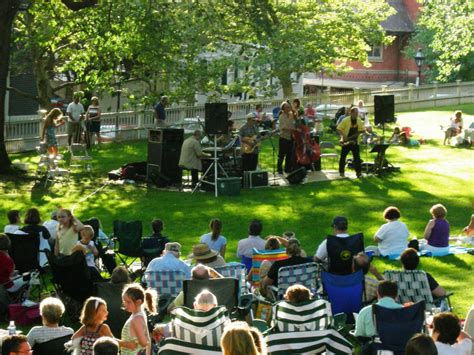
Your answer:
[74,225,102,281]
[41,107,65,157]
[119,283,157,355]
[71,297,113,355]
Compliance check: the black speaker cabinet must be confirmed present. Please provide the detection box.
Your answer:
[147,129,184,184]
[286,167,307,185]
[374,95,395,125]
[205,103,228,135]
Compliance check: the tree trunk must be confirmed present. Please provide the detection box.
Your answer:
[278,72,293,98]
[0,0,18,173]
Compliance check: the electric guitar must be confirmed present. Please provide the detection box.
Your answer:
[241,129,279,154]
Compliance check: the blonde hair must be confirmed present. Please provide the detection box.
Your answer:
[44,108,62,123]
[40,297,66,324]
[80,225,94,239]
[122,283,157,314]
[221,322,259,355]
[430,204,447,219]
[80,297,107,326]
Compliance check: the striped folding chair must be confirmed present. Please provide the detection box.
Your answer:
[170,306,230,347]
[214,262,248,295]
[272,298,333,332]
[144,270,186,298]
[251,248,288,288]
[266,329,353,354]
[383,270,453,311]
[270,262,318,300]
[158,337,222,354]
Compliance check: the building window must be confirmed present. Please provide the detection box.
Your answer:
[368,44,383,60]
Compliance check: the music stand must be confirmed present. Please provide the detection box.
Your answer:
[370,143,390,175]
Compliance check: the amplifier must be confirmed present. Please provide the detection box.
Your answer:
[243,171,268,188]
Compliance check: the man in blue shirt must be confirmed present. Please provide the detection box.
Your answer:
[154,95,169,127]
[145,242,191,279]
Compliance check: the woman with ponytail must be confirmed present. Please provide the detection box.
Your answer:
[119,283,157,355]
[199,218,227,258]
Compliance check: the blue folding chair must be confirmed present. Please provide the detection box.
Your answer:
[240,255,252,275]
[321,270,364,323]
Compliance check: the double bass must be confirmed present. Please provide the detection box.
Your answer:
[292,118,321,167]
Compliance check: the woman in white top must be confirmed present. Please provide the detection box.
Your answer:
[372,206,410,257]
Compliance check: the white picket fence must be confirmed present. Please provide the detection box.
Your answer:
[5,80,474,153]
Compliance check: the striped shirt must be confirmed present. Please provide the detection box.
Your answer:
[27,326,74,346]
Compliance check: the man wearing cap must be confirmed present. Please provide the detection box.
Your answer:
[314,216,351,263]
[189,243,226,269]
[239,113,261,172]
[154,95,169,127]
[178,130,209,188]
[337,106,365,178]
[145,242,191,279]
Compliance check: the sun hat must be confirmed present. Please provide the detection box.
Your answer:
[188,243,218,260]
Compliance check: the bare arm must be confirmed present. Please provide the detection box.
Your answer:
[131,315,149,348]
[262,276,274,286]
[99,324,113,338]
[369,264,384,281]
[432,285,447,298]
[220,244,226,259]
[71,325,85,340]
[41,122,47,141]
[73,216,84,232]
[423,219,436,240]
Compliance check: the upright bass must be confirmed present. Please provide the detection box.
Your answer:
[292,118,321,168]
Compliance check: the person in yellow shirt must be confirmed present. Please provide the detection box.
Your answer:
[336,107,365,178]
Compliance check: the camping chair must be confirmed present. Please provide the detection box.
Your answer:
[240,255,253,274]
[265,328,353,354]
[144,270,187,299]
[250,248,288,288]
[158,337,221,354]
[268,262,318,301]
[6,233,41,274]
[321,270,364,323]
[32,334,70,355]
[183,278,239,311]
[214,262,248,295]
[370,300,425,354]
[112,220,144,271]
[96,282,130,337]
[383,270,453,311]
[319,141,338,170]
[326,232,364,275]
[272,298,333,332]
[69,143,93,171]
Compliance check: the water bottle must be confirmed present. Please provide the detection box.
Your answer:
[8,320,16,335]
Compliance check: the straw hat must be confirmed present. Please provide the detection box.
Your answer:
[189,243,218,260]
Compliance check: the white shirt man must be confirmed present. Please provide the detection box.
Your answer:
[314,216,350,262]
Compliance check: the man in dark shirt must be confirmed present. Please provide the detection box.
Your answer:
[263,238,309,288]
[141,218,170,266]
[154,95,169,127]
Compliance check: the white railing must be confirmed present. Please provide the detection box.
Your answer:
[5,80,474,153]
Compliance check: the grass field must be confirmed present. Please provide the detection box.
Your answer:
[1,103,473,326]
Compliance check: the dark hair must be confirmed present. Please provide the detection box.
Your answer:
[353,252,370,275]
[111,266,131,284]
[292,98,301,107]
[24,208,41,225]
[255,104,262,110]
[123,283,157,314]
[284,284,311,303]
[151,219,163,234]
[400,248,419,270]
[1,335,28,354]
[0,233,11,251]
[405,333,438,355]
[433,312,461,345]
[93,336,119,355]
[383,206,401,220]
[377,280,398,299]
[249,220,262,236]
[209,218,222,241]
[7,210,20,224]
[265,237,280,250]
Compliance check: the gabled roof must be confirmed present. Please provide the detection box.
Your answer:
[381,0,415,34]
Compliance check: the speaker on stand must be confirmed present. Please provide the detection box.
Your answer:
[374,95,395,142]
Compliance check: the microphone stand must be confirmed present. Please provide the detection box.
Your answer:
[269,134,280,186]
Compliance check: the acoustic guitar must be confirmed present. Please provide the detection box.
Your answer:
[241,130,279,154]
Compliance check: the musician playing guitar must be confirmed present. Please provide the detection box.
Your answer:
[239,113,261,172]
[336,107,365,178]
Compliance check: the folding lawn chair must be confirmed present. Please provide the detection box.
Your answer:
[183,278,239,311]
[250,248,288,288]
[214,262,248,295]
[6,233,41,274]
[32,334,70,355]
[144,270,187,298]
[268,262,318,301]
[326,232,364,275]
[112,220,144,271]
[384,270,453,311]
[158,337,221,354]
[69,143,93,171]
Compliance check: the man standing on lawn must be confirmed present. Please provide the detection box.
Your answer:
[154,95,169,127]
[337,106,364,178]
[66,93,85,146]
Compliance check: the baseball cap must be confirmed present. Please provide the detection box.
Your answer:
[246,112,257,119]
[164,242,182,253]
[332,216,348,230]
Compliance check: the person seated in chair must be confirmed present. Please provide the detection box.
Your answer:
[178,130,209,188]
[400,248,446,298]
[1,335,32,355]
[0,234,29,293]
[352,252,384,303]
[262,238,308,289]
[193,289,218,312]
[93,336,119,355]
[284,284,312,303]
[237,220,266,259]
[405,333,438,355]
[188,243,226,269]
[354,280,403,339]
[4,210,21,234]
[432,312,472,355]
[141,218,169,266]
[26,297,73,347]
[145,242,191,279]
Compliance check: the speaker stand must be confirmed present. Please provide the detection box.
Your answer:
[193,135,228,197]
[268,135,280,186]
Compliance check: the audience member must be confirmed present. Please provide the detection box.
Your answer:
[304,103,316,120]
[0,233,28,293]
[284,284,311,303]
[400,248,447,298]
[4,210,21,234]
[370,206,410,257]
[26,297,73,347]
[432,312,472,355]
[193,289,218,312]
[237,220,265,258]
[405,333,438,355]
[119,283,156,355]
[145,242,191,278]
[54,208,84,256]
[361,125,379,145]
[43,210,59,246]
[93,336,119,355]
[314,216,350,263]
[354,280,402,338]
[421,203,450,255]
[389,127,402,144]
[357,100,368,126]
[257,236,282,280]
[464,214,474,237]
[263,238,308,288]
[352,252,384,303]
[71,297,113,355]
[200,218,227,257]
[74,225,102,281]
[142,218,169,266]
[1,335,32,355]
[189,243,226,269]
[444,110,463,145]
[19,208,51,241]
[221,321,264,355]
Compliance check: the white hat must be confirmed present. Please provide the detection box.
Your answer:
[246,112,257,119]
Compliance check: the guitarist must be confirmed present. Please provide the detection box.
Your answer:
[239,113,261,172]
[337,107,365,178]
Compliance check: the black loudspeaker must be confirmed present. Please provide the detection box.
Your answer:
[374,95,395,125]
[205,103,228,135]
[147,129,184,184]
[286,167,307,185]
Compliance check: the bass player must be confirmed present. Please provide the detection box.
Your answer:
[337,106,365,178]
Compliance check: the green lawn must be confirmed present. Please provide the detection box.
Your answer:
[1,103,473,324]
